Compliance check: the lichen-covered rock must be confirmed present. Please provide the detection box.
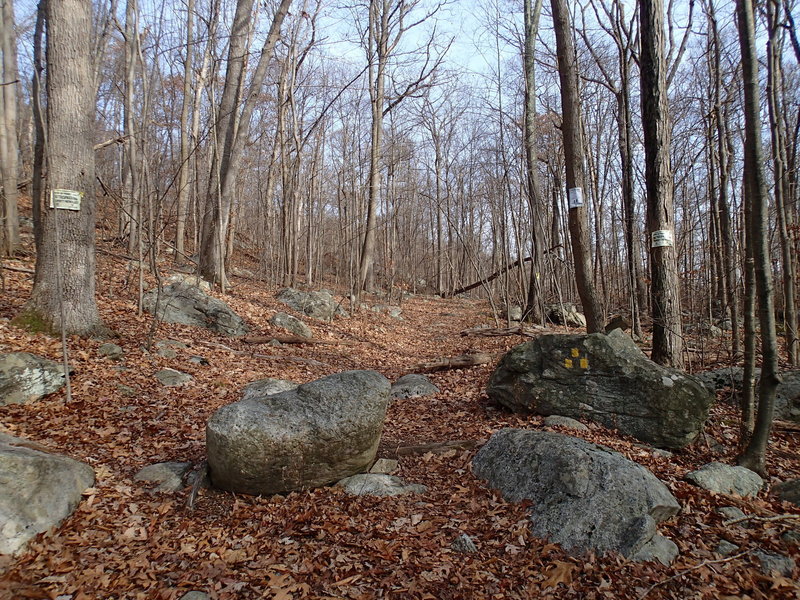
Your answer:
[134,461,192,493]
[685,462,763,497]
[390,374,439,401]
[143,282,248,336]
[753,549,795,577]
[98,343,124,361]
[473,429,680,559]
[629,533,680,565]
[154,369,193,387]
[207,370,389,495]
[694,368,800,422]
[486,330,713,449]
[337,474,426,497]
[0,432,94,555]
[269,312,312,339]
[543,415,589,431]
[0,352,66,406]
[276,288,348,321]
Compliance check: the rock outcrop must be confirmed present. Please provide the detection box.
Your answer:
[486,330,713,448]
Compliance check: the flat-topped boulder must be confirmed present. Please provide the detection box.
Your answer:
[473,429,680,562]
[486,330,713,449]
[0,352,66,406]
[0,432,94,555]
[143,282,248,336]
[207,370,389,495]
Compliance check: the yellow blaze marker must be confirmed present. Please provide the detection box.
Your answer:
[564,358,573,368]
[580,358,589,369]
[571,348,580,358]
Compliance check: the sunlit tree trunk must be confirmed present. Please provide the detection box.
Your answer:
[639,0,683,367]
[550,0,604,333]
[25,0,107,336]
[735,0,781,475]
[0,0,20,256]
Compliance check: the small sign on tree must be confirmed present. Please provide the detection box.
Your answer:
[49,189,83,211]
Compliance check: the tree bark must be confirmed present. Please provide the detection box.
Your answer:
[550,0,604,333]
[25,0,107,336]
[0,0,20,256]
[735,0,781,475]
[522,0,544,323]
[639,0,683,367]
[765,0,798,366]
[175,0,194,259]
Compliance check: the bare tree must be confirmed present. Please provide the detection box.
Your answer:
[639,0,683,367]
[549,0,604,333]
[0,0,20,256]
[24,0,107,336]
[198,0,293,286]
[735,0,781,475]
[355,0,448,300]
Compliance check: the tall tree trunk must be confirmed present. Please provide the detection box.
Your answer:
[522,0,544,323]
[25,0,107,337]
[121,0,140,256]
[640,0,683,367]
[550,0,604,333]
[735,0,781,476]
[0,0,20,256]
[766,0,798,366]
[708,0,740,357]
[357,0,388,298]
[198,0,292,286]
[175,0,194,260]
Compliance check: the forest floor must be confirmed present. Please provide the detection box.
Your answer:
[0,227,799,599]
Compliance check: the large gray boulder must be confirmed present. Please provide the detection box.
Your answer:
[276,288,348,321]
[473,429,680,560]
[0,432,94,555]
[487,330,713,449]
[0,352,66,406]
[142,282,248,336]
[207,370,390,495]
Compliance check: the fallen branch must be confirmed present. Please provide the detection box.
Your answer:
[384,439,482,458]
[446,257,531,297]
[1,264,35,274]
[637,551,750,599]
[410,352,497,372]
[195,340,329,367]
[723,513,800,527]
[774,419,800,432]
[243,335,357,346]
